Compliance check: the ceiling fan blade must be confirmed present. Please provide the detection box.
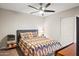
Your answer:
[28,5,38,10]
[39,3,43,10]
[30,11,39,14]
[45,3,51,8]
[39,3,43,6]
[44,10,55,12]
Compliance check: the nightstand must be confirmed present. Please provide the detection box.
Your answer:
[7,34,17,49]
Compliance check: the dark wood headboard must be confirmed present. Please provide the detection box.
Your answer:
[16,29,38,45]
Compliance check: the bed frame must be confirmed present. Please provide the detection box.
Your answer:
[16,29,38,45]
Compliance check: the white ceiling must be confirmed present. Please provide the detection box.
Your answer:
[0,3,79,17]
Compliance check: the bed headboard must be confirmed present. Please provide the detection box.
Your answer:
[16,29,38,44]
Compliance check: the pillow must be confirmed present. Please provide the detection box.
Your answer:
[32,32,38,37]
[27,32,33,39]
[20,32,28,39]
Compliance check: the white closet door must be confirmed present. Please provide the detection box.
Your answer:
[61,17,75,46]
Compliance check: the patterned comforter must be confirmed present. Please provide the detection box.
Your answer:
[19,37,61,56]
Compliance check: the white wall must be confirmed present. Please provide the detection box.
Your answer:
[61,17,75,46]
[44,16,61,40]
[0,8,44,42]
[44,6,79,46]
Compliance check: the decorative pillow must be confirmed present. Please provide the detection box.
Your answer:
[20,32,28,39]
[32,32,38,37]
[27,32,33,39]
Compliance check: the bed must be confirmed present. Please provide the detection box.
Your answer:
[17,29,62,56]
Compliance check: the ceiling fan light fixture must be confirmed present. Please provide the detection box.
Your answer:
[39,10,44,14]
[42,7,45,10]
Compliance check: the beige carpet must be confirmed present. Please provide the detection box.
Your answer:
[0,48,19,56]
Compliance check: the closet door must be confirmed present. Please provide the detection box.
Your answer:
[61,17,75,47]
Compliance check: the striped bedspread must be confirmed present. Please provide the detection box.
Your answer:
[19,37,61,56]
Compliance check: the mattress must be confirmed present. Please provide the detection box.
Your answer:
[19,37,61,56]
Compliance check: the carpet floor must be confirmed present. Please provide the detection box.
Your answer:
[0,47,24,56]
[0,48,19,56]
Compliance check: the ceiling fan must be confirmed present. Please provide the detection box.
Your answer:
[28,3,55,16]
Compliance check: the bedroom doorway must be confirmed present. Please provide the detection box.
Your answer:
[76,17,79,56]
